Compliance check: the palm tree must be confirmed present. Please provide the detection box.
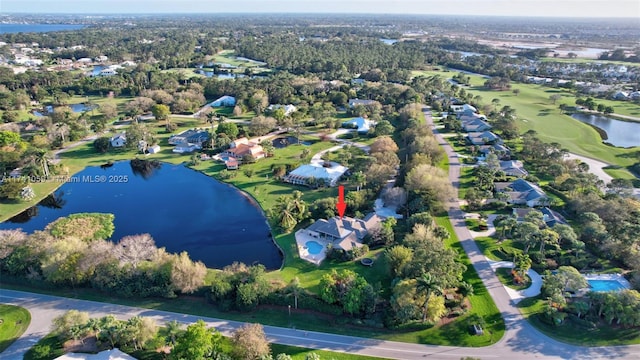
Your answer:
[416,272,442,323]
[165,320,182,345]
[351,171,366,192]
[33,149,52,177]
[285,277,303,309]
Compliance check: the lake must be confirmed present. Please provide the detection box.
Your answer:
[33,103,99,117]
[0,161,282,269]
[571,113,640,148]
[0,23,85,34]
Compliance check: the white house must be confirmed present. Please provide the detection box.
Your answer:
[95,55,108,62]
[284,162,348,187]
[268,104,296,116]
[342,117,373,133]
[110,133,126,148]
[98,68,117,77]
[147,145,161,154]
[210,95,236,107]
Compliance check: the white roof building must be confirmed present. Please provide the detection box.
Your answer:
[284,162,348,187]
[268,104,296,116]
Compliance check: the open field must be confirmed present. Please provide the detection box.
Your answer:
[0,304,31,353]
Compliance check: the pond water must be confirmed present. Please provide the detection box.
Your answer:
[271,136,311,148]
[380,38,398,45]
[33,103,98,117]
[0,161,282,269]
[570,113,640,148]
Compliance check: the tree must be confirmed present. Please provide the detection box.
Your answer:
[0,178,29,201]
[52,310,90,340]
[171,320,222,360]
[370,136,399,154]
[171,251,207,294]
[270,191,308,232]
[100,102,118,120]
[416,272,442,323]
[115,234,157,269]
[515,222,540,254]
[250,115,277,136]
[374,120,395,136]
[513,253,532,279]
[385,245,413,278]
[231,323,270,360]
[405,164,455,205]
[216,122,239,139]
[152,104,171,130]
[549,94,562,105]
[124,316,158,350]
[512,89,521,96]
[94,137,111,153]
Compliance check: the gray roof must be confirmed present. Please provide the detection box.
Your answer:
[306,214,381,241]
[496,179,547,201]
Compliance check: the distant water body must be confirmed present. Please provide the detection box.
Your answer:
[0,23,85,34]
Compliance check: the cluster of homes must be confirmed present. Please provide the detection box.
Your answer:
[448,103,567,226]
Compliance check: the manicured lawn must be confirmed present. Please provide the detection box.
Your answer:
[518,296,640,346]
[495,268,531,291]
[474,236,521,261]
[0,304,31,353]
[415,69,639,169]
[457,166,475,200]
[271,344,390,360]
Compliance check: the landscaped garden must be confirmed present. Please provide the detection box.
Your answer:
[0,304,31,353]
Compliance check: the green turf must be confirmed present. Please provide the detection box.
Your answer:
[0,304,31,353]
[495,268,531,291]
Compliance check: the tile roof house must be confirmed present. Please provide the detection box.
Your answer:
[283,162,348,187]
[210,95,236,107]
[342,117,374,133]
[495,179,549,207]
[478,144,511,159]
[304,214,383,251]
[223,137,265,161]
[512,207,568,227]
[466,131,500,145]
[499,160,528,177]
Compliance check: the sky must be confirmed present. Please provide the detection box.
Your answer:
[1,0,639,18]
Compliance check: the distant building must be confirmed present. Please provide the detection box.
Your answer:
[342,117,374,133]
[348,99,379,107]
[168,129,209,147]
[223,137,265,160]
[147,145,161,154]
[110,133,126,148]
[268,104,297,116]
[210,95,236,107]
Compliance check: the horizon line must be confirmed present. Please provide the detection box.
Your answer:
[1,12,639,20]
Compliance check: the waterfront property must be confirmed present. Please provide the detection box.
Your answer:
[110,132,126,148]
[295,214,382,264]
[283,162,348,187]
[222,137,266,161]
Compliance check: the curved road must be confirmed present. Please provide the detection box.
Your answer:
[1,111,639,359]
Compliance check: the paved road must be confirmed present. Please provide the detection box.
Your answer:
[422,107,640,360]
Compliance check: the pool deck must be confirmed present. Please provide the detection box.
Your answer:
[583,273,632,289]
[294,229,329,265]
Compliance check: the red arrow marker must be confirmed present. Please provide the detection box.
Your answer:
[336,185,346,219]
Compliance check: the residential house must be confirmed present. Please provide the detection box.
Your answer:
[98,68,117,77]
[172,143,199,153]
[348,99,379,107]
[210,95,236,107]
[478,144,511,160]
[303,213,383,251]
[223,137,265,161]
[499,160,528,177]
[466,131,500,145]
[629,91,640,100]
[450,104,477,117]
[168,129,210,147]
[495,179,549,207]
[268,104,296,116]
[512,207,568,227]
[224,157,239,170]
[110,133,126,148]
[342,117,373,133]
[351,78,366,86]
[95,55,108,62]
[284,162,348,187]
[613,91,629,100]
[54,348,136,360]
[461,118,492,132]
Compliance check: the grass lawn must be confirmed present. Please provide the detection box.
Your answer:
[0,304,31,353]
[212,49,266,68]
[495,267,531,291]
[415,69,639,170]
[474,236,521,261]
[518,296,640,346]
[457,166,475,200]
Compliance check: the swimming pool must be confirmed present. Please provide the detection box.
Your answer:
[305,240,324,255]
[588,279,627,292]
